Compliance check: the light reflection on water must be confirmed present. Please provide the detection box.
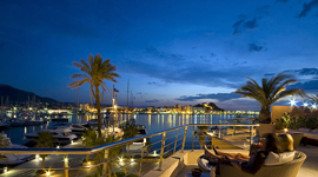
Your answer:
[3,113,257,146]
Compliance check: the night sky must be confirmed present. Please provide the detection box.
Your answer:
[0,0,318,110]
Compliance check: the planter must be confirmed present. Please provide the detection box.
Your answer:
[192,168,202,177]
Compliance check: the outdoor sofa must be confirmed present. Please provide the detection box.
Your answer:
[217,151,306,177]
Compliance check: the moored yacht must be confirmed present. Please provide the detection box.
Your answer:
[0,133,34,165]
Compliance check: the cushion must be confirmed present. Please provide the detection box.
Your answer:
[264,151,295,166]
[198,158,212,170]
[298,128,310,132]
[311,129,318,133]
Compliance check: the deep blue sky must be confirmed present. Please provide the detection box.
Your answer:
[1,0,318,110]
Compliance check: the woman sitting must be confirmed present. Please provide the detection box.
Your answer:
[206,133,294,175]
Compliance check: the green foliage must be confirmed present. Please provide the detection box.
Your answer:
[275,107,318,130]
[122,124,138,139]
[235,73,302,123]
[35,131,56,148]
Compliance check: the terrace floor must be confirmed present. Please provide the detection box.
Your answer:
[174,145,318,177]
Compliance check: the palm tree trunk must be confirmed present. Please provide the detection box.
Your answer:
[95,85,102,137]
[259,106,271,123]
[41,155,46,169]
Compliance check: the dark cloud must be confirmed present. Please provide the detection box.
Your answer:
[233,18,258,35]
[283,68,318,76]
[291,79,318,91]
[176,93,241,102]
[145,99,160,103]
[248,43,264,52]
[276,0,289,3]
[147,81,166,87]
[144,46,184,61]
[298,0,318,18]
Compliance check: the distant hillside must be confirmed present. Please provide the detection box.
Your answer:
[0,84,58,105]
[193,102,224,111]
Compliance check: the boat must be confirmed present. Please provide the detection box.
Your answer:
[0,133,34,165]
[85,119,106,129]
[25,122,78,144]
[126,124,147,153]
[25,130,77,144]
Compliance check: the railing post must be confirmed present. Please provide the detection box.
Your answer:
[181,126,188,153]
[139,147,145,176]
[250,126,253,145]
[192,126,194,151]
[173,135,178,153]
[102,149,109,177]
[64,155,69,177]
[158,132,166,171]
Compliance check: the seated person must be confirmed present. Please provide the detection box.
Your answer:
[206,133,280,175]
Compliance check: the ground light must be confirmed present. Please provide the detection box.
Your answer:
[3,167,8,173]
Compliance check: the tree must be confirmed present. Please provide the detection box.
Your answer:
[69,54,119,136]
[234,73,302,123]
[35,131,56,169]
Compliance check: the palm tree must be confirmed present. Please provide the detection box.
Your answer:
[35,131,56,169]
[305,94,318,104]
[69,54,119,136]
[234,73,302,123]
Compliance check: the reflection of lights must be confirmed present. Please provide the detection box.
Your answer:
[303,103,308,107]
[35,154,40,160]
[64,156,68,162]
[71,140,74,145]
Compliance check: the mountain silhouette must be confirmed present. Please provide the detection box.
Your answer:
[0,84,58,106]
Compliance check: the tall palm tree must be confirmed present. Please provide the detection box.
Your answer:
[234,73,302,123]
[69,54,119,136]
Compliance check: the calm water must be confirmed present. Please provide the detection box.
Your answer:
[3,113,257,146]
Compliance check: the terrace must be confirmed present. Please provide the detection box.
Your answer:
[0,124,317,177]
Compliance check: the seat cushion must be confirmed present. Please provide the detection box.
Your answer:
[264,151,295,166]
[198,158,212,171]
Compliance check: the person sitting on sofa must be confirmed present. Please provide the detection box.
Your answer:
[206,133,291,175]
